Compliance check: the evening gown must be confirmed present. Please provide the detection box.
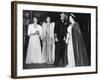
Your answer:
[66,24,75,67]
[42,22,55,64]
[25,24,44,64]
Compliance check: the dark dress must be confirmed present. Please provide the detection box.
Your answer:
[23,17,30,64]
[72,22,89,66]
[54,19,68,66]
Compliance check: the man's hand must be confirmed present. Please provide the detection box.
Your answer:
[55,38,58,42]
[54,34,58,42]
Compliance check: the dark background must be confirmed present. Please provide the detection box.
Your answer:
[23,10,91,69]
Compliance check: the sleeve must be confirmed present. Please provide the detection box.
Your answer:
[27,24,32,36]
[65,32,70,44]
[38,25,42,37]
[54,22,58,39]
[41,23,46,39]
[54,21,57,34]
[50,22,55,38]
[52,22,55,31]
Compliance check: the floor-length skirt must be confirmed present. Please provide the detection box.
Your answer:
[47,39,55,64]
[26,35,44,64]
[67,36,75,67]
[42,38,55,64]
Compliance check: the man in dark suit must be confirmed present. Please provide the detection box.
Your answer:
[54,13,68,67]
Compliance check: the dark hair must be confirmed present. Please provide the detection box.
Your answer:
[45,16,51,23]
[32,17,40,24]
[33,16,38,19]
[65,13,70,22]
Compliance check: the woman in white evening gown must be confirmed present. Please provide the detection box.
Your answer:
[42,17,55,64]
[25,17,44,64]
[66,14,75,67]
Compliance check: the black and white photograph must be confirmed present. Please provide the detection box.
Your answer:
[11,1,97,78]
[23,11,91,69]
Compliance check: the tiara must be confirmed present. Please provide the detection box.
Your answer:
[70,13,75,18]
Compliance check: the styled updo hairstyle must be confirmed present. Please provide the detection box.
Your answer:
[69,13,77,22]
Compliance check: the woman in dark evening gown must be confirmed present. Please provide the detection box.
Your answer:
[66,13,89,67]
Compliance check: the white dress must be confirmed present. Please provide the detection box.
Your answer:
[66,24,75,67]
[25,24,44,64]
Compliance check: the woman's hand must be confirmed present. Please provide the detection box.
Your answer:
[36,31,40,35]
[55,38,58,42]
[30,31,40,36]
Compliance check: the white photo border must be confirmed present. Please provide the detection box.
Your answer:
[14,1,97,78]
